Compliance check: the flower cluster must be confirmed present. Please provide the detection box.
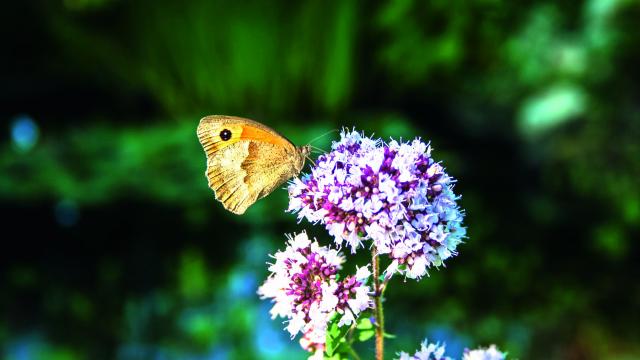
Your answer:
[397,340,507,360]
[289,130,466,279]
[463,345,507,360]
[257,232,371,357]
[397,339,452,360]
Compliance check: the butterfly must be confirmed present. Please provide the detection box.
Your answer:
[197,115,311,215]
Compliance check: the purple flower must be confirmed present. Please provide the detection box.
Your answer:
[288,130,466,279]
[257,232,372,355]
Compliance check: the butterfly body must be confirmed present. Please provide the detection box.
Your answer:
[197,115,310,214]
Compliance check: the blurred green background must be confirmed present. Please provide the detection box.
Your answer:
[1,0,639,359]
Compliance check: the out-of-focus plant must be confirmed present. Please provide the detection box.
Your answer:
[48,0,358,115]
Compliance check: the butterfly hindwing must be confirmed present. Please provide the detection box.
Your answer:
[204,141,255,214]
[241,141,300,201]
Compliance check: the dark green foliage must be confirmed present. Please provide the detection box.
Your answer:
[1,0,639,359]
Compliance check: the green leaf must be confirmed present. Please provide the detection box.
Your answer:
[328,322,340,338]
[357,329,375,342]
[326,329,337,354]
[333,342,355,359]
[326,323,337,355]
[334,325,351,344]
[356,317,373,330]
[383,332,396,339]
[325,322,351,356]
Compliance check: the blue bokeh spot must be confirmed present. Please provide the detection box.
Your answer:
[10,115,39,152]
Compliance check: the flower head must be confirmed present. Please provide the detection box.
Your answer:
[398,340,507,360]
[463,345,507,360]
[258,232,372,355]
[289,130,466,279]
[396,339,453,360]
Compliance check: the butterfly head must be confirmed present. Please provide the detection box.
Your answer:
[300,144,311,157]
[297,145,313,171]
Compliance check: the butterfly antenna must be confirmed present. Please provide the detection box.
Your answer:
[310,145,326,153]
[308,129,339,146]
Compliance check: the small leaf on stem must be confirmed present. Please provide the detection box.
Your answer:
[358,329,375,342]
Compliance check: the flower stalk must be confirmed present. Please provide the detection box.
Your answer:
[372,247,385,360]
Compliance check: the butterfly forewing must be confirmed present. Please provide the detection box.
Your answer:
[197,115,305,214]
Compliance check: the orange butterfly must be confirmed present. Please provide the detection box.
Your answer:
[197,115,311,214]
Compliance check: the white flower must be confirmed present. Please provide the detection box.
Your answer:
[337,309,356,327]
[328,222,346,242]
[407,255,428,279]
[320,282,339,311]
[463,345,507,360]
[286,313,306,337]
[308,349,324,360]
[355,265,372,281]
[348,286,372,313]
[292,232,311,249]
[396,339,452,360]
[339,197,355,211]
[328,186,343,204]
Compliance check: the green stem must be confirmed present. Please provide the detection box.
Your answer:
[372,247,385,360]
[347,344,362,360]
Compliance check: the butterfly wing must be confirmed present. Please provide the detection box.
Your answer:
[197,115,304,214]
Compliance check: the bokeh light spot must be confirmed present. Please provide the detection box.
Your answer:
[426,325,469,359]
[10,115,39,152]
[255,303,286,357]
[228,270,257,300]
[519,84,586,136]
